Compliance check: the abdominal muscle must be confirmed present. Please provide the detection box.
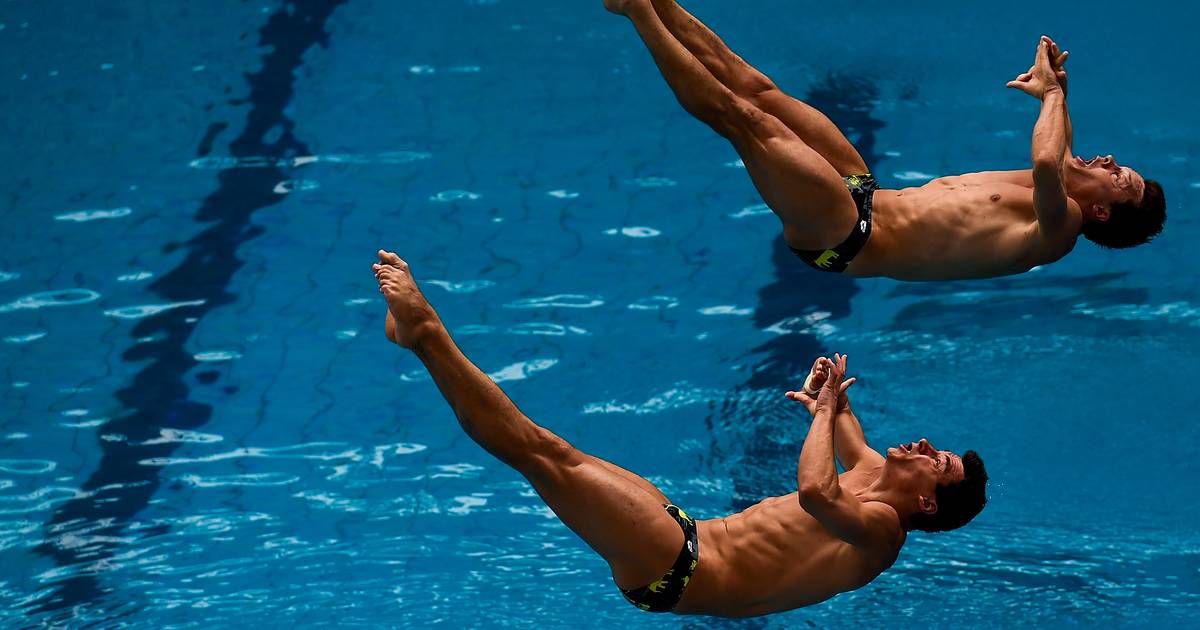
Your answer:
[845,175,1078,281]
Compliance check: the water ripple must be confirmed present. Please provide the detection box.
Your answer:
[103,300,206,320]
[488,359,558,383]
[53,207,132,222]
[503,294,603,309]
[0,459,57,474]
[179,472,300,488]
[426,279,495,294]
[0,289,101,313]
[139,442,359,467]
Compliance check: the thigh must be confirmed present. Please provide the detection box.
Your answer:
[722,100,859,249]
[520,432,685,589]
[751,88,870,176]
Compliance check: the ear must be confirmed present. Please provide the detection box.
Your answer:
[1092,204,1111,222]
[919,495,938,515]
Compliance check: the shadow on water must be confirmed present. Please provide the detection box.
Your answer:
[27,0,348,618]
[703,72,887,517]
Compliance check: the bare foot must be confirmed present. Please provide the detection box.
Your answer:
[373,250,440,349]
[604,0,645,16]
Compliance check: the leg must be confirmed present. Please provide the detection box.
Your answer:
[609,0,858,248]
[376,253,684,588]
[648,0,869,176]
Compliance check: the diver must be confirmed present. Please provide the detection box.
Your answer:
[604,0,1165,281]
[372,250,988,615]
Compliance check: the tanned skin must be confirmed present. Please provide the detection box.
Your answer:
[374,250,967,616]
[606,0,1148,281]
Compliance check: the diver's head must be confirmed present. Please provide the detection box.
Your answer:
[1065,155,1165,248]
[881,439,988,533]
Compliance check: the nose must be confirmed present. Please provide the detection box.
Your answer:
[918,438,932,453]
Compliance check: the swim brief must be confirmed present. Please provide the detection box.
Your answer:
[619,504,699,613]
[789,173,877,273]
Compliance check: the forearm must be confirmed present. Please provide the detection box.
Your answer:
[833,407,867,464]
[798,408,840,498]
[1032,88,1067,167]
[410,326,534,454]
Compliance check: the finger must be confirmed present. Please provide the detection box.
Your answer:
[840,377,857,392]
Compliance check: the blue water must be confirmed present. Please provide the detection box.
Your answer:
[2,0,1199,626]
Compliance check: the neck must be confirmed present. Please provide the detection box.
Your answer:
[861,476,914,530]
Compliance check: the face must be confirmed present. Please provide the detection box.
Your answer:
[1064,154,1146,220]
[882,438,965,515]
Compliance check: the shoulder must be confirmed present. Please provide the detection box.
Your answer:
[860,501,906,555]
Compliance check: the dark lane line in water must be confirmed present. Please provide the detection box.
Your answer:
[706,74,888,511]
[28,0,348,618]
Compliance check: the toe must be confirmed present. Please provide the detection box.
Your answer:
[378,250,404,267]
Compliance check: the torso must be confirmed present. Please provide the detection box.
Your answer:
[822,170,1081,281]
[672,463,903,617]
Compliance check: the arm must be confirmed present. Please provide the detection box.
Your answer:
[1008,37,1072,235]
[1031,87,1070,232]
[787,357,882,471]
[795,355,895,548]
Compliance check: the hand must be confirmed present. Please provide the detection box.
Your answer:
[1007,36,1066,99]
[786,354,856,415]
[373,250,441,349]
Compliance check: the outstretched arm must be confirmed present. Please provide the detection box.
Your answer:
[795,355,896,548]
[1008,36,1071,235]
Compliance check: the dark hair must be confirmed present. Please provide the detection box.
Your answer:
[1081,179,1166,249]
[909,450,988,533]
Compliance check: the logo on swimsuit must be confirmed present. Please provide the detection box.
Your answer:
[860,219,868,232]
[814,250,840,268]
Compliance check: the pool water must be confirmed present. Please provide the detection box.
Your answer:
[2,0,1199,627]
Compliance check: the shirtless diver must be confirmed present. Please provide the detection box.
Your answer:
[373,250,988,616]
[606,0,1166,281]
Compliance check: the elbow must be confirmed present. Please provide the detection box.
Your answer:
[1031,155,1062,174]
[798,482,834,508]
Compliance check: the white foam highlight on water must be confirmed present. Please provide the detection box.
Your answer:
[893,171,936,181]
[698,305,754,316]
[139,442,359,467]
[0,271,19,282]
[885,150,903,157]
[725,158,745,168]
[188,151,431,169]
[54,207,132,222]
[0,459,57,474]
[142,429,224,445]
[628,295,679,310]
[431,463,486,478]
[4,332,46,344]
[429,190,482,202]
[489,359,558,383]
[0,289,101,313]
[335,330,358,340]
[729,203,772,218]
[59,418,108,429]
[507,323,588,336]
[426,279,495,293]
[193,350,242,362]
[604,226,661,238]
[583,386,719,415]
[369,443,428,467]
[504,294,603,309]
[449,494,490,515]
[763,311,834,336]
[627,177,677,188]
[273,179,320,194]
[455,325,495,336]
[547,190,580,199]
[344,298,371,305]
[1072,302,1200,326]
[60,409,88,417]
[179,472,299,488]
[104,300,206,320]
[117,271,154,282]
